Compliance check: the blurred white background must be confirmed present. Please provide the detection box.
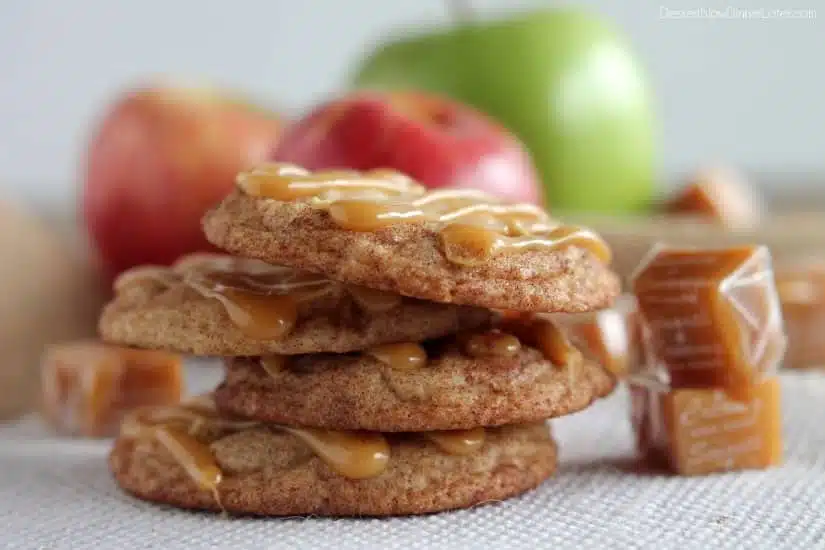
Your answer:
[0,0,822,207]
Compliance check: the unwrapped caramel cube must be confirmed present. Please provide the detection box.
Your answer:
[775,261,825,369]
[41,342,182,437]
[630,377,782,475]
[633,245,786,397]
[555,294,641,377]
[665,167,764,229]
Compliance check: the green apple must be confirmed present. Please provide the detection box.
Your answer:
[353,32,460,100]
[352,8,656,213]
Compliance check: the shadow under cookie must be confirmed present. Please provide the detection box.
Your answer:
[109,415,556,517]
[99,254,491,355]
[215,332,616,432]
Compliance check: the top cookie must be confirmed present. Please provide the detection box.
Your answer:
[203,163,620,313]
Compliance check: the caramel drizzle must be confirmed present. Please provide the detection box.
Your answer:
[187,283,299,341]
[122,420,226,509]
[120,396,256,440]
[256,343,429,374]
[121,396,394,492]
[121,396,490,497]
[443,320,576,365]
[281,427,390,479]
[256,319,575,391]
[534,319,576,366]
[367,343,428,370]
[260,356,288,377]
[238,164,424,199]
[119,397,250,507]
[182,256,324,341]
[236,163,612,266]
[425,428,486,455]
[498,317,576,366]
[462,330,522,358]
[114,254,405,340]
[154,426,223,495]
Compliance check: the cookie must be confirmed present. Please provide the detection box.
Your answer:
[109,399,556,517]
[215,319,616,431]
[202,164,620,312]
[99,254,491,355]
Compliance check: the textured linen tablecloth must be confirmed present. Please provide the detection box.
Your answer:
[2,361,824,550]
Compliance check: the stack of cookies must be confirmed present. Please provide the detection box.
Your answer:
[101,163,621,516]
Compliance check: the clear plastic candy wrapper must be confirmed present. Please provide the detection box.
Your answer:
[41,341,183,437]
[629,375,782,475]
[554,294,641,377]
[774,258,825,369]
[632,244,786,398]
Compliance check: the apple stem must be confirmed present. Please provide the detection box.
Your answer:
[446,0,475,25]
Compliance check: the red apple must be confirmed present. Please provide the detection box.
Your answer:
[272,91,541,203]
[82,84,282,277]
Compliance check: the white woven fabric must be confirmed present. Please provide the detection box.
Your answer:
[1,362,824,550]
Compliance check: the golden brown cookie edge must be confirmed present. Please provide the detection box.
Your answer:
[99,286,492,356]
[202,191,620,313]
[109,424,557,517]
[214,351,616,431]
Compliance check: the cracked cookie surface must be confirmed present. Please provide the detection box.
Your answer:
[203,187,620,313]
[215,331,616,431]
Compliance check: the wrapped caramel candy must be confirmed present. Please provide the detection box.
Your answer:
[633,245,786,398]
[553,294,641,377]
[41,342,182,437]
[775,260,825,369]
[665,167,764,230]
[630,376,782,475]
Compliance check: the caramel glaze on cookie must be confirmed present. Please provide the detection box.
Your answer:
[215,317,616,431]
[99,254,492,355]
[109,396,557,517]
[202,163,621,313]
